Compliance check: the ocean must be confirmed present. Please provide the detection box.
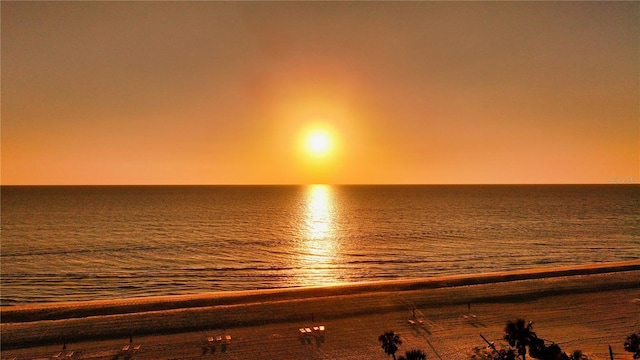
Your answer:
[1,185,638,305]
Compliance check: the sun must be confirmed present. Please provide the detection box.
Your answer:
[305,129,333,157]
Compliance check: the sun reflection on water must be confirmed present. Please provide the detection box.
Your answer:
[297,184,340,286]
[306,185,333,241]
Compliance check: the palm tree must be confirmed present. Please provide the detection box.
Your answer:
[379,331,402,360]
[504,319,536,360]
[528,336,546,359]
[625,332,640,359]
[398,349,427,360]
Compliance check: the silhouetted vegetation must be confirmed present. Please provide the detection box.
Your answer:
[398,349,427,360]
[503,319,588,360]
[378,331,429,360]
[504,319,536,360]
[379,331,402,360]
[570,350,586,360]
[625,332,640,359]
[470,344,516,360]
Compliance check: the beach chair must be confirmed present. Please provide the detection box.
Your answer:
[408,319,416,325]
[51,351,63,359]
[65,351,75,358]
[299,328,306,335]
[317,325,326,343]
[305,328,312,333]
[216,335,223,342]
[133,345,141,352]
[225,335,232,342]
[313,326,319,331]
[122,345,130,352]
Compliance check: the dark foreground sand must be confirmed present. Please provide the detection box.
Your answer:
[2,261,639,360]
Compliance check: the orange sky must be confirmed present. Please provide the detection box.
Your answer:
[2,2,638,185]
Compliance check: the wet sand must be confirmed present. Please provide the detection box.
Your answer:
[2,261,639,359]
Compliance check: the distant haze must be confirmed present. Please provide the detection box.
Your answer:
[2,1,638,185]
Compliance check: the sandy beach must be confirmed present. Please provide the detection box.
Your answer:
[2,261,639,360]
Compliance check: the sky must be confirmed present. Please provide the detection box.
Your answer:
[2,1,638,185]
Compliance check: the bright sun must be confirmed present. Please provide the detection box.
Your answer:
[306,129,333,157]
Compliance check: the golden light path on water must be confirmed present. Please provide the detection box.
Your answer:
[297,184,341,287]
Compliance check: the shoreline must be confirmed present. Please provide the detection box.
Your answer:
[3,260,639,322]
[2,261,639,350]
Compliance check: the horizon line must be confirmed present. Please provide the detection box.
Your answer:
[2,182,638,187]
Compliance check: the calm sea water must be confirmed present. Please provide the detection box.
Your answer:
[1,185,638,305]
